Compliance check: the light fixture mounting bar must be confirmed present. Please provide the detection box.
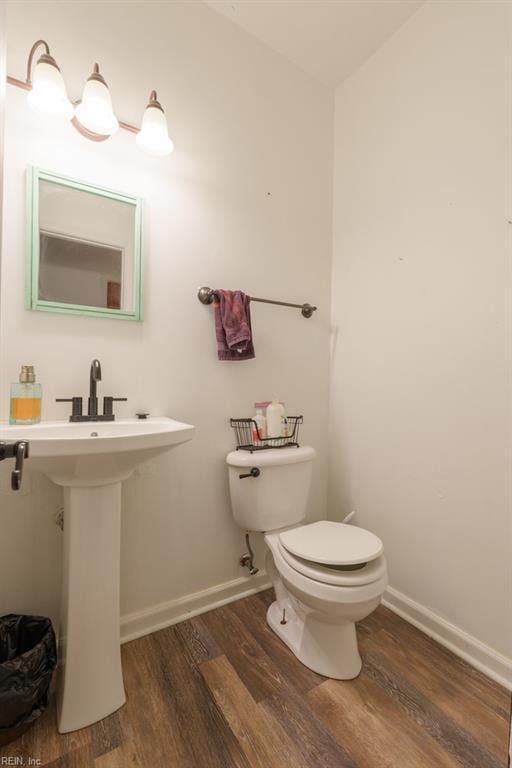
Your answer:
[7,75,30,92]
[6,74,139,134]
[26,39,50,85]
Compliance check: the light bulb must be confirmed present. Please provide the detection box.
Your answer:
[136,91,174,157]
[74,64,119,137]
[26,54,73,118]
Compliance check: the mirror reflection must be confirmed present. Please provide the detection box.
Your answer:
[39,233,123,310]
[27,169,143,321]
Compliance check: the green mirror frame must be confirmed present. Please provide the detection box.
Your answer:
[26,166,144,321]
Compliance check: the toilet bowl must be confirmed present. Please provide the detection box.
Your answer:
[264,521,387,679]
[226,446,387,680]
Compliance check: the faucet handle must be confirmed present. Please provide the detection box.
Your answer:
[56,397,83,420]
[103,396,128,417]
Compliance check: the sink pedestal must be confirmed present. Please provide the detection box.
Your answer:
[57,482,126,733]
[0,417,195,733]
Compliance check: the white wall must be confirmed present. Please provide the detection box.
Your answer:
[0,1,332,631]
[330,0,512,665]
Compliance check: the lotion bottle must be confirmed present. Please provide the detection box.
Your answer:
[252,403,267,444]
[267,399,285,438]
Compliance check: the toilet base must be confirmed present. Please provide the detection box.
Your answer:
[266,598,362,680]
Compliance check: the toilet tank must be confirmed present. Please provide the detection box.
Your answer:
[226,446,316,532]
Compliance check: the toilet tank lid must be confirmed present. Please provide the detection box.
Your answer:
[226,445,316,468]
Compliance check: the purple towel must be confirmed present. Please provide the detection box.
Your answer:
[213,290,255,361]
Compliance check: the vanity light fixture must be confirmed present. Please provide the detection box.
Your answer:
[24,40,73,118]
[7,39,174,156]
[136,91,174,157]
[73,64,119,141]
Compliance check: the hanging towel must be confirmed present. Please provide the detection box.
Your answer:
[213,289,255,361]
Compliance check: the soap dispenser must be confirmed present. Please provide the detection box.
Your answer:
[10,365,42,424]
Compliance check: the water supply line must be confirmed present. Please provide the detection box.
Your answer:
[240,532,259,575]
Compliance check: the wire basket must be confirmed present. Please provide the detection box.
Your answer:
[230,416,303,452]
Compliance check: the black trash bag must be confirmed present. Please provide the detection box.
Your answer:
[0,615,57,732]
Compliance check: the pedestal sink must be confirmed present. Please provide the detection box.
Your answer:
[0,417,194,733]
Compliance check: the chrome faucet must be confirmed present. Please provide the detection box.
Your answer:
[88,359,102,417]
[56,359,127,422]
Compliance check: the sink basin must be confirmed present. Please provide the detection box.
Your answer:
[0,417,194,454]
[0,417,194,484]
[0,416,194,733]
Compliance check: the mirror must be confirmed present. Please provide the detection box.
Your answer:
[26,167,143,320]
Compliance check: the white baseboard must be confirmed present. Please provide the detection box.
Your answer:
[120,574,512,693]
[383,586,512,691]
[120,572,271,644]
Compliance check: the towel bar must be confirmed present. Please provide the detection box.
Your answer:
[197,286,317,319]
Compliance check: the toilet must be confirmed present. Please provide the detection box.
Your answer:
[226,445,387,679]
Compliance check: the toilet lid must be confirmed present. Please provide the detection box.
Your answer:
[277,542,387,587]
[279,521,383,566]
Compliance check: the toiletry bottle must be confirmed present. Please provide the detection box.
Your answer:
[252,403,267,444]
[10,365,42,425]
[275,401,288,437]
[267,399,285,438]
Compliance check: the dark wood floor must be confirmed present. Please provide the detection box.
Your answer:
[1,589,510,767]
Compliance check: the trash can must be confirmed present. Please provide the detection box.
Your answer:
[0,614,57,746]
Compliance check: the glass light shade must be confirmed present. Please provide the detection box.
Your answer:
[74,77,119,136]
[26,59,73,118]
[136,104,174,157]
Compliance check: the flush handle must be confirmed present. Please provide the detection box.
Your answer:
[239,467,261,479]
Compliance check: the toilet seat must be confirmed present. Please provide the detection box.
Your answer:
[277,542,386,587]
[265,530,388,605]
[279,520,383,566]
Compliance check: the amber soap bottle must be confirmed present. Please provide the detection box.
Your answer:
[10,365,42,424]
